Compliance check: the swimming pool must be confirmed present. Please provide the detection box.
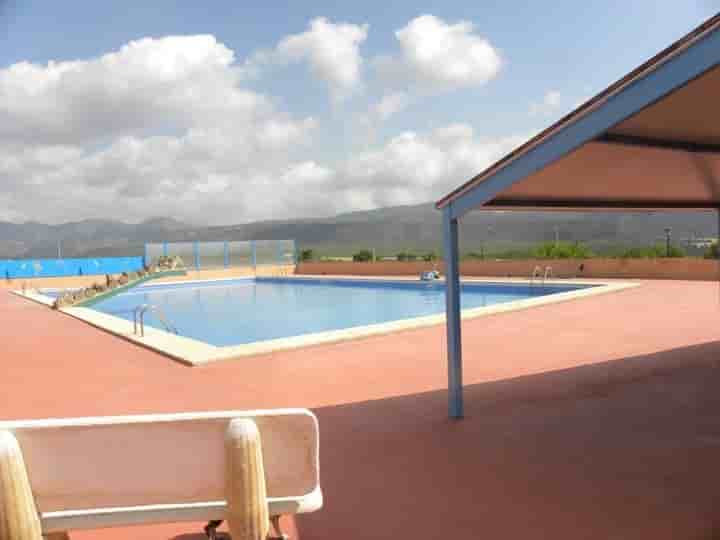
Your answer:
[85,277,593,347]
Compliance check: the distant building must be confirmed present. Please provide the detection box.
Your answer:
[687,237,717,249]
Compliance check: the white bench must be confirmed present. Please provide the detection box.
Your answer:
[0,409,321,540]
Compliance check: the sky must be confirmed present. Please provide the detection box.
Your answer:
[0,1,717,225]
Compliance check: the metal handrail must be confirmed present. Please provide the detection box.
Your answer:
[530,265,554,288]
[530,265,543,287]
[133,304,178,337]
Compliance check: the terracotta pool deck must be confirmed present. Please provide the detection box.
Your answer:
[2,279,720,539]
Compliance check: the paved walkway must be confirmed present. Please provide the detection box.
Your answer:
[2,280,720,539]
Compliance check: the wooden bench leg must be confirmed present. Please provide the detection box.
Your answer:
[0,431,43,540]
[225,419,269,540]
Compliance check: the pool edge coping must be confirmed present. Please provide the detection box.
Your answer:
[11,276,640,366]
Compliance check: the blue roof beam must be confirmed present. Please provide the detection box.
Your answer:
[443,26,720,221]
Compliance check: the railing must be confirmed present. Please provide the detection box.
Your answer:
[133,304,178,337]
[144,240,296,271]
[530,265,553,288]
[530,265,543,287]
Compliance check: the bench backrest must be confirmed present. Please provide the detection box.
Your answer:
[0,409,319,527]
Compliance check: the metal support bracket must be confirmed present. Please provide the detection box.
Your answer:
[204,519,223,540]
[203,516,288,540]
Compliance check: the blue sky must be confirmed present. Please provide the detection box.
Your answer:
[0,1,716,224]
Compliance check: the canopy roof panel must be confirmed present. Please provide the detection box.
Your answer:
[609,64,720,145]
[437,14,720,217]
[490,139,720,210]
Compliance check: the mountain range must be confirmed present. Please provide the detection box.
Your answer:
[0,203,717,259]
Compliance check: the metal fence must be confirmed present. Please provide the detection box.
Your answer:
[0,257,144,279]
[144,240,296,270]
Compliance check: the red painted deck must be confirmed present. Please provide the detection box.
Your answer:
[2,280,720,539]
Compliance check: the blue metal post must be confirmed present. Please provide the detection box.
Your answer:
[444,207,463,419]
[224,241,229,268]
[143,244,149,267]
[163,242,168,257]
[251,240,257,270]
[194,241,200,270]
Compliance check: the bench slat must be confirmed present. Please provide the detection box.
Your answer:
[0,410,321,533]
[40,488,323,532]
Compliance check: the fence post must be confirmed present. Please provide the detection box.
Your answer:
[224,241,230,268]
[251,241,257,270]
[143,244,149,267]
[276,241,283,266]
[194,241,200,270]
[163,241,168,257]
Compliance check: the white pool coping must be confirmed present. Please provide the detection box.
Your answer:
[13,276,639,366]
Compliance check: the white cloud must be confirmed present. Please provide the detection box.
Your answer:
[332,124,526,210]
[0,35,274,145]
[366,15,501,125]
[263,124,524,214]
[357,91,412,139]
[529,90,562,116]
[433,123,475,140]
[281,161,335,185]
[0,29,523,226]
[1,120,525,224]
[372,91,411,120]
[0,35,320,223]
[256,17,369,103]
[375,15,502,93]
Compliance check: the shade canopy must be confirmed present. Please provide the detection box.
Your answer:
[436,13,720,419]
[437,14,720,216]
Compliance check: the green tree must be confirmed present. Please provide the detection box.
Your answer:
[352,249,374,262]
[534,241,593,259]
[620,244,685,258]
[665,245,685,258]
[704,241,719,259]
[298,249,314,262]
[396,251,418,261]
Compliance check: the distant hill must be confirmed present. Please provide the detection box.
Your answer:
[0,218,189,258]
[0,204,716,259]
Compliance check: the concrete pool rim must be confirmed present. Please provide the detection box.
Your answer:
[13,276,639,366]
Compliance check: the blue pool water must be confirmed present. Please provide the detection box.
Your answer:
[77,277,592,346]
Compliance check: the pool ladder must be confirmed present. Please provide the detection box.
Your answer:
[133,304,179,337]
[530,265,553,288]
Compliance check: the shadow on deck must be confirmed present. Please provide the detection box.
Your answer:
[288,340,720,539]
